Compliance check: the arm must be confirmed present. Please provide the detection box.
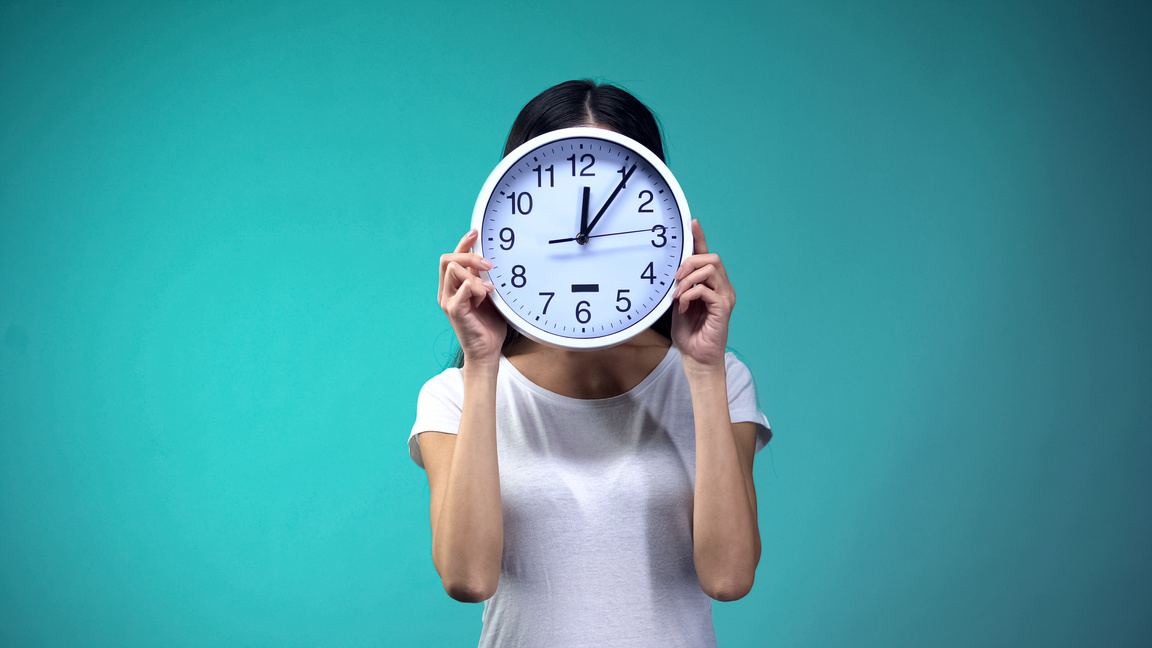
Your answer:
[672,219,761,601]
[423,230,507,602]
[685,376,761,601]
[421,363,502,602]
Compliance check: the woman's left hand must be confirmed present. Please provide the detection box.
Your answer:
[671,219,735,372]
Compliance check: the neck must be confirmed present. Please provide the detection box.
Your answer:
[504,330,672,399]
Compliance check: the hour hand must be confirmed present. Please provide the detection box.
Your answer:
[577,186,590,245]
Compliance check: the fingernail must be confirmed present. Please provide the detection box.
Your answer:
[483,281,495,290]
[480,258,494,269]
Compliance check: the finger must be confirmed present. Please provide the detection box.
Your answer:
[439,251,494,287]
[465,273,494,302]
[447,275,494,315]
[440,262,486,303]
[447,280,475,317]
[440,252,494,274]
[674,252,722,280]
[447,262,493,291]
[455,229,478,254]
[673,265,720,298]
[675,283,724,314]
[692,219,708,255]
[440,230,483,285]
[469,277,496,308]
[679,260,734,297]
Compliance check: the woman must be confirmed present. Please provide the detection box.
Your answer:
[409,80,771,647]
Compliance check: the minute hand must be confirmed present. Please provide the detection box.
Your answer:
[582,163,636,239]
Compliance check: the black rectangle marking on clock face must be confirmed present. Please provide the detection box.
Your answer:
[571,284,599,293]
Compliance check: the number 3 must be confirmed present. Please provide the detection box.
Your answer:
[650,224,667,248]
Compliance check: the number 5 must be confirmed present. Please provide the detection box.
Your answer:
[615,289,631,312]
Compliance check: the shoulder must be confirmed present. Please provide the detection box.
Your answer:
[724,350,750,371]
[723,351,756,389]
[415,366,465,420]
[409,367,465,468]
[721,351,773,449]
[417,366,464,403]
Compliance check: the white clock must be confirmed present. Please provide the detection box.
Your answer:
[471,126,693,350]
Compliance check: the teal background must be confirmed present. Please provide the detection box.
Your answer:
[2,0,1149,645]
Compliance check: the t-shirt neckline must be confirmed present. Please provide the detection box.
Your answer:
[498,345,680,406]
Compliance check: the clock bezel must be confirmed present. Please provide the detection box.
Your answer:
[470,126,693,351]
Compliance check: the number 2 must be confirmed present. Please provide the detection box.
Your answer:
[638,190,653,212]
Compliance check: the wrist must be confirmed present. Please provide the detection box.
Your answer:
[682,355,726,384]
[462,356,501,379]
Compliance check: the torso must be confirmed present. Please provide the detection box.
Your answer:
[481,345,717,648]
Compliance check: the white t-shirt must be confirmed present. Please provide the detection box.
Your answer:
[409,346,770,648]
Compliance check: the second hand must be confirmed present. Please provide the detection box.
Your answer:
[548,227,656,244]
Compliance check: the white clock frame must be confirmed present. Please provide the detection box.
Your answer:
[470,126,693,350]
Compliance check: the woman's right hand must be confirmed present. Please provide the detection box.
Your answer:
[438,230,507,367]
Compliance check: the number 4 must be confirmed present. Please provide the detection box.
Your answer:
[641,262,656,284]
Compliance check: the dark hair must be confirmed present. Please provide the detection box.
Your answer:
[503,79,666,160]
[451,80,672,368]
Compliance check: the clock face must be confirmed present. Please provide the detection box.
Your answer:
[471,127,692,350]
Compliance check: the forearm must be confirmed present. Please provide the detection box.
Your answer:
[431,362,503,601]
[687,364,760,601]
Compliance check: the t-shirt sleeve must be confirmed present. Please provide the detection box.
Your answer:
[409,368,465,469]
[724,352,772,452]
